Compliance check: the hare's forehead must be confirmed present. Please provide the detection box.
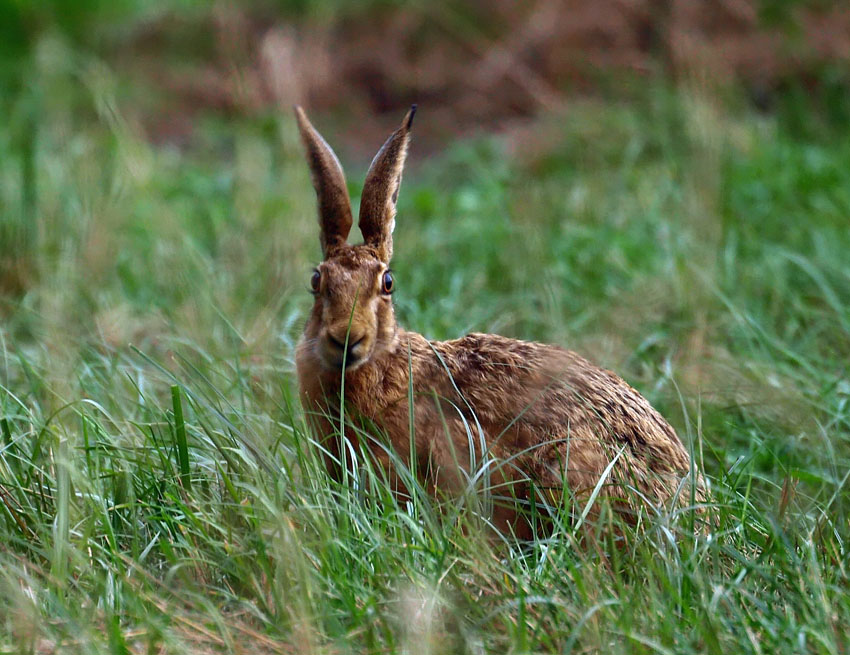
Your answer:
[320,253,384,282]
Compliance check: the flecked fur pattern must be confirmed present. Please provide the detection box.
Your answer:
[294,106,701,538]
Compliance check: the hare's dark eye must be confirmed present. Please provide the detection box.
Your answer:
[310,270,321,293]
[381,271,394,295]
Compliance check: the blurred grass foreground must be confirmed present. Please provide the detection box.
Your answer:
[1,1,850,653]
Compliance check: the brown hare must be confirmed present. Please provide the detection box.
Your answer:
[294,105,700,537]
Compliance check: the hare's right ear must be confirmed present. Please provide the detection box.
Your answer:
[358,106,416,263]
[295,106,353,257]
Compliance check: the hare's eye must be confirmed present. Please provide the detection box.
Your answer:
[310,270,321,293]
[381,271,394,295]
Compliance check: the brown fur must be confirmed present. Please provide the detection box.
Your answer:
[294,107,701,537]
[358,105,416,262]
[295,106,353,257]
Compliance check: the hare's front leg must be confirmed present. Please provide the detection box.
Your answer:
[301,409,351,483]
[411,410,535,537]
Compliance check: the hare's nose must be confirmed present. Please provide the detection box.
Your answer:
[327,332,365,352]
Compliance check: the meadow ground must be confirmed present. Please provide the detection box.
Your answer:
[1,38,850,654]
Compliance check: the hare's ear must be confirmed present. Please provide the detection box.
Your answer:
[358,105,416,262]
[295,106,353,257]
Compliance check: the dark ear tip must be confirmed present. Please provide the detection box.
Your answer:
[405,104,417,130]
[294,105,309,130]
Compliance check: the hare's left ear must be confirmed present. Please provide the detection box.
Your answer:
[295,106,353,258]
[358,105,416,263]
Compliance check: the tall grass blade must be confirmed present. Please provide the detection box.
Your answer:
[171,385,191,492]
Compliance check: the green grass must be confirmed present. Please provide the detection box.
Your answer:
[1,49,850,653]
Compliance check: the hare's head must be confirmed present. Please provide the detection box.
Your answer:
[296,106,415,372]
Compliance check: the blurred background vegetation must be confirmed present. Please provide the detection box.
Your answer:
[0,1,849,653]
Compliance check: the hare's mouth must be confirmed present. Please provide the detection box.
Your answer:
[319,335,370,371]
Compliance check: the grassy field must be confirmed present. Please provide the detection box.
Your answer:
[2,36,850,653]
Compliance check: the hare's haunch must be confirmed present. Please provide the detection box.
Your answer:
[294,106,699,536]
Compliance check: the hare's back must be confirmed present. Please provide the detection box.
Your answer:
[428,333,691,475]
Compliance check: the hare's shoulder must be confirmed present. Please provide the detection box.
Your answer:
[427,332,592,380]
[411,330,663,424]
[423,332,688,461]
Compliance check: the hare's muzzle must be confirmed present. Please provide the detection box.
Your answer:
[321,330,367,370]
